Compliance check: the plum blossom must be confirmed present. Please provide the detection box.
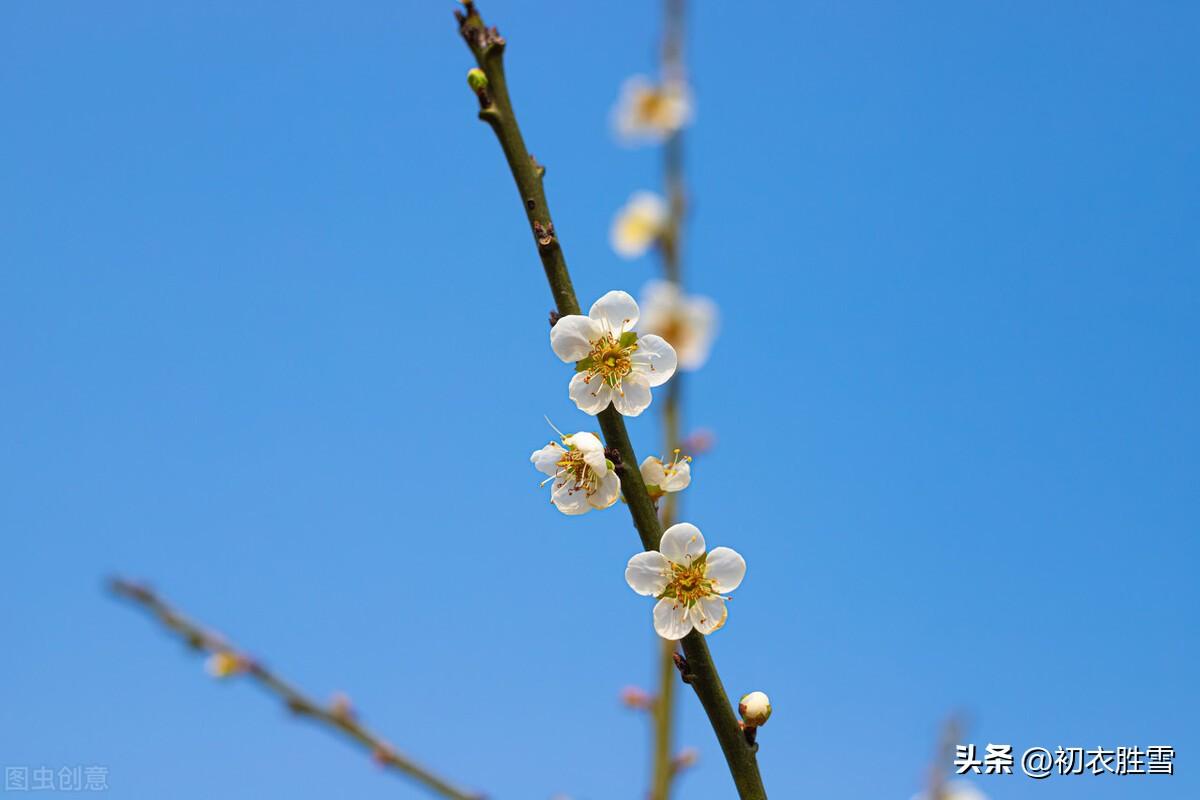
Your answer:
[639,280,718,371]
[640,450,691,499]
[613,75,693,143]
[530,430,620,515]
[625,522,746,640]
[550,290,677,417]
[610,191,668,259]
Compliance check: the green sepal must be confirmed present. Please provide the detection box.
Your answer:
[618,331,638,347]
[574,356,594,372]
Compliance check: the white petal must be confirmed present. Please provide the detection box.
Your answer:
[588,290,640,335]
[564,431,607,474]
[704,547,745,593]
[678,295,719,370]
[660,459,691,493]
[611,374,652,417]
[550,315,602,362]
[631,334,676,387]
[550,480,591,515]
[653,597,693,640]
[610,193,667,259]
[568,372,614,415]
[530,442,565,477]
[625,551,671,596]
[589,468,621,509]
[639,279,680,319]
[639,456,667,487]
[659,522,705,566]
[689,596,728,635]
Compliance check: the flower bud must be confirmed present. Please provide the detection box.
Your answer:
[205,651,243,678]
[619,685,652,710]
[466,68,488,91]
[738,691,771,727]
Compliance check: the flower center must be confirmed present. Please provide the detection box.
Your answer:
[636,90,668,122]
[665,560,713,607]
[583,333,637,388]
[556,449,597,494]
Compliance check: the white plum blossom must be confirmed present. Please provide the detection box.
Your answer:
[612,75,693,143]
[610,191,668,259]
[625,522,745,640]
[550,290,677,417]
[530,430,620,515]
[640,450,691,499]
[639,280,718,371]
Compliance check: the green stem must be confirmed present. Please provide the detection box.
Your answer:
[457,5,767,798]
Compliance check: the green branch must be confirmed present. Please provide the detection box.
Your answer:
[456,5,767,798]
[109,578,483,800]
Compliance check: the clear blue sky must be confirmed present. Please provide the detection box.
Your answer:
[2,2,1196,799]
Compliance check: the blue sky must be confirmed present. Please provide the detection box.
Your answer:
[1,2,1196,799]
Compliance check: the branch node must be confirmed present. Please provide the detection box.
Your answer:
[532,220,556,248]
[672,651,696,684]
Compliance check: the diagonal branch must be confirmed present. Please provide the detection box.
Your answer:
[108,578,484,800]
[455,5,767,798]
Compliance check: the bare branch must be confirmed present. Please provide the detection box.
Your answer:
[108,577,484,800]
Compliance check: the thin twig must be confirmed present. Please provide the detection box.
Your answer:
[455,5,767,798]
[108,578,484,800]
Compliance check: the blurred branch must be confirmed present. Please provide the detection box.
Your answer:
[108,577,484,800]
[455,4,767,798]
[652,1,688,797]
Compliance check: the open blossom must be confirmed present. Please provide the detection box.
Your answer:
[640,450,691,498]
[550,290,677,417]
[613,76,693,143]
[625,522,746,640]
[640,280,718,371]
[530,430,619,515]
[611,191,667,259]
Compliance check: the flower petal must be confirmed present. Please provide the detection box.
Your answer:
[612,374,652,417]
[550,315,602,362]
[530,442,565,477]
[590,468,621,509]
[704,547,745,593]
[678,295,719,370]
[639,456,667,487]
[653,597,693,640]
[625,550,671,596]
[659,522,705,566]
[689,596,728,635]
[550,480,591,515]
[589,290,640,335]
[564,431,607,474]
[660,459,691,492]
[610,192,667,259]
[631,334,677,387]
[569,372,614,415]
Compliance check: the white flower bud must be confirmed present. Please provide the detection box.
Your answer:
[738,691,771,727]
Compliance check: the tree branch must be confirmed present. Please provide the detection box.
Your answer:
[108,578,484,800]
[455,5,767,798]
